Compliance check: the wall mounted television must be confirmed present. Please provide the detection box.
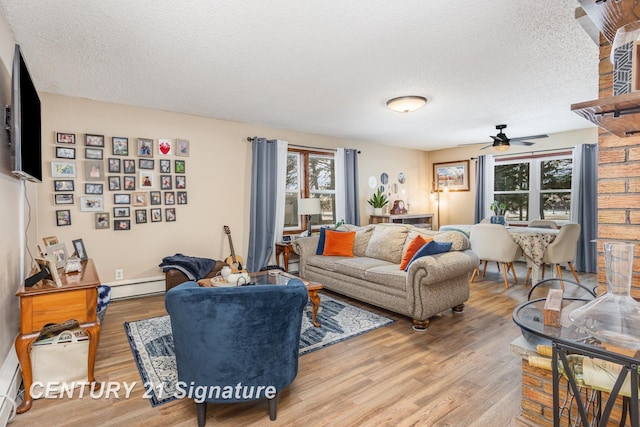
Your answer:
[10,44,42,182]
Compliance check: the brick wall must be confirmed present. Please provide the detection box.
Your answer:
[521,361,626,426]
[597,34,640,297]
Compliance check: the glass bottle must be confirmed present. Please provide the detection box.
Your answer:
[569,242,640,350]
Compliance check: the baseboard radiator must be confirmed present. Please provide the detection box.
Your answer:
[0,349,20,426]
[107,275,166,300]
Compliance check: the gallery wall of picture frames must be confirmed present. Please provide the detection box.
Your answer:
[52,132,190,230]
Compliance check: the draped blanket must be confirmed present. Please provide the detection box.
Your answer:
[159,253,216,280]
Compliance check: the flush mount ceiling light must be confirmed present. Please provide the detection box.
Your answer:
[386,96,427,113]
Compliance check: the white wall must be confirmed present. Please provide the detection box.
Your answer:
[37,94,431,283]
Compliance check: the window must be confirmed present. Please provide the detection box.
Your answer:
[491,153,572,223]
[284,149,336,232]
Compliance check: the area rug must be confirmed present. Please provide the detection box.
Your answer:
[124,294,394,406]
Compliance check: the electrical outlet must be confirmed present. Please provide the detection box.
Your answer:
[115,269,124,280]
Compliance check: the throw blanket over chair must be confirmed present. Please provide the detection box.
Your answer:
[165,280,308,426]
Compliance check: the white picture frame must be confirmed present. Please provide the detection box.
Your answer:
[51,161,77,178]
[80,196,104,212]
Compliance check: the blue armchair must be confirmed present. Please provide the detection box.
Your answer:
[165,280,308,426]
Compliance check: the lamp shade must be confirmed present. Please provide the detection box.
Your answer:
[298,198,321,215]
[386,96,427,113]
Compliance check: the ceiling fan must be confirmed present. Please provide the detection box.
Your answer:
[460,124,548,151]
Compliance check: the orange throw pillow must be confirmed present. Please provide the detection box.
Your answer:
[399,235,432,270]
[322,230,356,257]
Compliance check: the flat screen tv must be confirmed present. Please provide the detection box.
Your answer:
[11,44,42,182]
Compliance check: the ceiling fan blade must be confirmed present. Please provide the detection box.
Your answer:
[456,142,491,147]
[479,143,496,150]
[510,140,536,146]
[509,134,548,142]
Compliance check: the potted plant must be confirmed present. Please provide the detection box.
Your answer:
[367,189,388,215]
[489,200,507,225]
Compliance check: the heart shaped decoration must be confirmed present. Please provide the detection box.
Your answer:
[158,140,172,155]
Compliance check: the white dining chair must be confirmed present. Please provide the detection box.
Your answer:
[524,223,581,287]
[469,224,523,289]
[528,219,559,229]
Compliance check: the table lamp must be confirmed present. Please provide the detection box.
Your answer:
[298,198,321,236]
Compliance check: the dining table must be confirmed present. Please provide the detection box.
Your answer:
[440,224,560,285]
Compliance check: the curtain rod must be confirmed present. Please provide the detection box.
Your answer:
[246,137,361,153]
[470,146,574,160]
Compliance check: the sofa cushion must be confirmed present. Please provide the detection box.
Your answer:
[323,230,356,257]
[434,230,471,251]
[404,240,452,271]
[335,257,394,280]
[399,235,431,270]
[364,265,407,292]
[307,255,343,271]
[365,225,409,264]
[337,224,375,257]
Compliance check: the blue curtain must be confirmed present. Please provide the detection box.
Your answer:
[246,137,278,272]
[573,144,598,273]
[344,149,360,226]
[474,155,487,224]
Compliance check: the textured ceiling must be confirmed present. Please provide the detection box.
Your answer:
[0,0,599,150]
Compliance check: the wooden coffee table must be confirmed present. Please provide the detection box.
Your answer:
[197,271,323,327]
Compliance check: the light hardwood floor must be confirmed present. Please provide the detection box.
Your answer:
[9,262,597,427]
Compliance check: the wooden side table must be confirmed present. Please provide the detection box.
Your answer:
[275,242,295,272]
[14,259,101,413]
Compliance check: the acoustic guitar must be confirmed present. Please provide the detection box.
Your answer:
[223,225,246,273]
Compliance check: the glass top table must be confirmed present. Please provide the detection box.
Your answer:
[513,298,640,427]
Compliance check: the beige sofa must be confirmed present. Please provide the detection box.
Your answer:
[292,223,479,331]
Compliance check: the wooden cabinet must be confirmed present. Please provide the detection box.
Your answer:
[369,213,434,230]
[15,259,101,413]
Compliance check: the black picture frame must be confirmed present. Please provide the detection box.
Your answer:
[108,176,121,191]
[165,208,176,222]
[150,191,161,205]
[56,210,71,226]
[112,137,129,156]
[114,219,131,230]
[175,160,185,174]
[85,148,103,160]
[164,191,175,205]
[108,158,121,173]
[72,238,88,261]
[54,194,74,205]
[123,159,136,174]
[135,209,147,224]
[150,208,162,222]
[114,193,131,204]
[139,159,154,170]
[85,134,105,147]
[54,180,74,192]
[84,183,103,195]
[123,176,136,191]
[177,191,187,205]
[56,146,75,159]
[160,175,172,190]
[113,206,130,217]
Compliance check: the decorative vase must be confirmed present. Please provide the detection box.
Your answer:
[490,215,505,225]
[569,242,640,350]
[373,208,383,215]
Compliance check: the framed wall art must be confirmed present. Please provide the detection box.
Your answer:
[56,147,75,159]
[174,160,185,174]
[433,160,470,192]
[114,219,131,230]
[54,180,74,192]
[177,191,187,205]
[150,208,162,222]
[95,212,110,229]
[124,176,136,190]
[85,148,103,160]
[135,209,147,224]
[175,176,186,189]
[158,139,172,156]
[114,194,131,205]
[123,159,136,174]
[85,183,103,195]
[56,132,76,144]
[85,160,105,181]
[165,208,176,222]
[108,176,121,191]
[159,159,170,173]
[150,191,161,205]
[139,159,154,170]
[108,158,121,173]
[175,139,189,157]
[80,196,104,212]
[132,192,147,206]
[56,209,71,226]
[112,137,129,156]
[54,194,74,205]
[113,207,130,217]
[85,134,105,147]
[137,138,153,157]
[140,171,154,189]
[51,162,77,178]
